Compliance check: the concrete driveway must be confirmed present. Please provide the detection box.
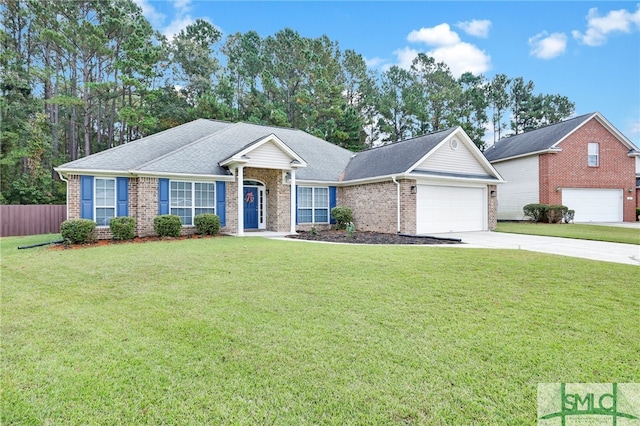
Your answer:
[428,231,640,266]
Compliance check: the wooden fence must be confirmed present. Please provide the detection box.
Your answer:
[0,205,67,237]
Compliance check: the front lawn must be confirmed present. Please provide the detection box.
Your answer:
[496,221,640,245]
[2,236,638,424]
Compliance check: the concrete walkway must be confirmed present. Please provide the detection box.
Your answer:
[428,231,640,266]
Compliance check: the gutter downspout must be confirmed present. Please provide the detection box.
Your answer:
[392,176,400,234]
[56,171,69,221]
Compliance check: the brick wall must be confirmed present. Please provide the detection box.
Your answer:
[135,177,157,237]
[399,180,417,234]
[67,175,80,219]
[339,180,413,234]
[539,118,636,221]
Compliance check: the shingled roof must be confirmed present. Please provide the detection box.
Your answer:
[342,128,457,181]
[483,113,594,162]
[57,119,496,183]
[57,119,354,182]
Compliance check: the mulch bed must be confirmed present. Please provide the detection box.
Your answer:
[48,233,220,250]
[287,230,463,245]
[45,231,462,250]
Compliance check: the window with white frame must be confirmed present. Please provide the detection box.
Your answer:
[298,186,329,223]
[95,178,116,226]
[170,181,215,225]
[588,142,599,167]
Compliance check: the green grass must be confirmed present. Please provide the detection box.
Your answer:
[2,235,639,424]
[496,222,640,245]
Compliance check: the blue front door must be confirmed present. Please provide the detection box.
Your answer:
[244,187,259,229]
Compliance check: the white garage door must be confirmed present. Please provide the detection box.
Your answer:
[416,185,486,233]
[561,188,623,222]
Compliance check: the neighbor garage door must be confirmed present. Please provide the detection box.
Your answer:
[416,185,486,234]
[561,188,623,222]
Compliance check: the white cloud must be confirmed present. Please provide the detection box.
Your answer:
[377,23,491,77]
[163,15,196,40]
[529,31,567,59]
[364,56,385,68]
[426,43,491,77]
[173,0,192,13]
[392,47,421,70]
[572,6,640,46]
[132,0,165,27]
[456,19,491,38]
[407,23,460,46]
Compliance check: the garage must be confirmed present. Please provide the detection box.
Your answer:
[561,188,623,222]
[416,185,486,233]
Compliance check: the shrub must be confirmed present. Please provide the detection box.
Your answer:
[637,207,640,222]
[153,214,182,237]
[346,222,356,237]
[331,206,353,230]
[563,209,575,224]
[194,213,220,235]
[524,204,570,223]
[547,205,568,223]
[60,218,97,244]
[109,216,136,240]
[523,204,547,222]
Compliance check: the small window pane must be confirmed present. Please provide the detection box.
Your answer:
[96,208,115,226]
[171,208,192,225]
[171,181,192,207]
[314,209,328,223]
[195,182,215,208]
[298,209,312,223]
[314,187,329,208]
[298,187,312,208]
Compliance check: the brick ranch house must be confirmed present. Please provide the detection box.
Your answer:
[484,112,639,222]
[55,120,503,239]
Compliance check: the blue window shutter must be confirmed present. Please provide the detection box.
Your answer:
[158,178,169,215]
[117,177,128,217]
[216,181,226,226]
[80,175,94,220]
[295,185,298,225]
[329,186,337,224]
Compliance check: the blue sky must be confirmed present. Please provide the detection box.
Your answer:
[135,1,640,146]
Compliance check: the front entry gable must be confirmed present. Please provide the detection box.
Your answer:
[220,134,308,171]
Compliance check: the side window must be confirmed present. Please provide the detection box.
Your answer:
[588,142,599,167]
[95,178,116,226]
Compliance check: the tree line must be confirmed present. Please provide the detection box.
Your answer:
[1,0,575,204]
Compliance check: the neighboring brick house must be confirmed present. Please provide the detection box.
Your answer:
[55,120,503,239]
[484,112,639,222]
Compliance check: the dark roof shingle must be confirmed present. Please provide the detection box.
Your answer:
[483,113,594,162]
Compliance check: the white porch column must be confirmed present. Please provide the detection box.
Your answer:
[237,166,244,236]
[290,169,296,233]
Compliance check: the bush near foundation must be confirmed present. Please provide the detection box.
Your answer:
[331,206,353,230]
[153,214,182,237]
[194,214,220,235]
[60,218,97,244]
[109,216,136,240]
[523,204,570,223]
